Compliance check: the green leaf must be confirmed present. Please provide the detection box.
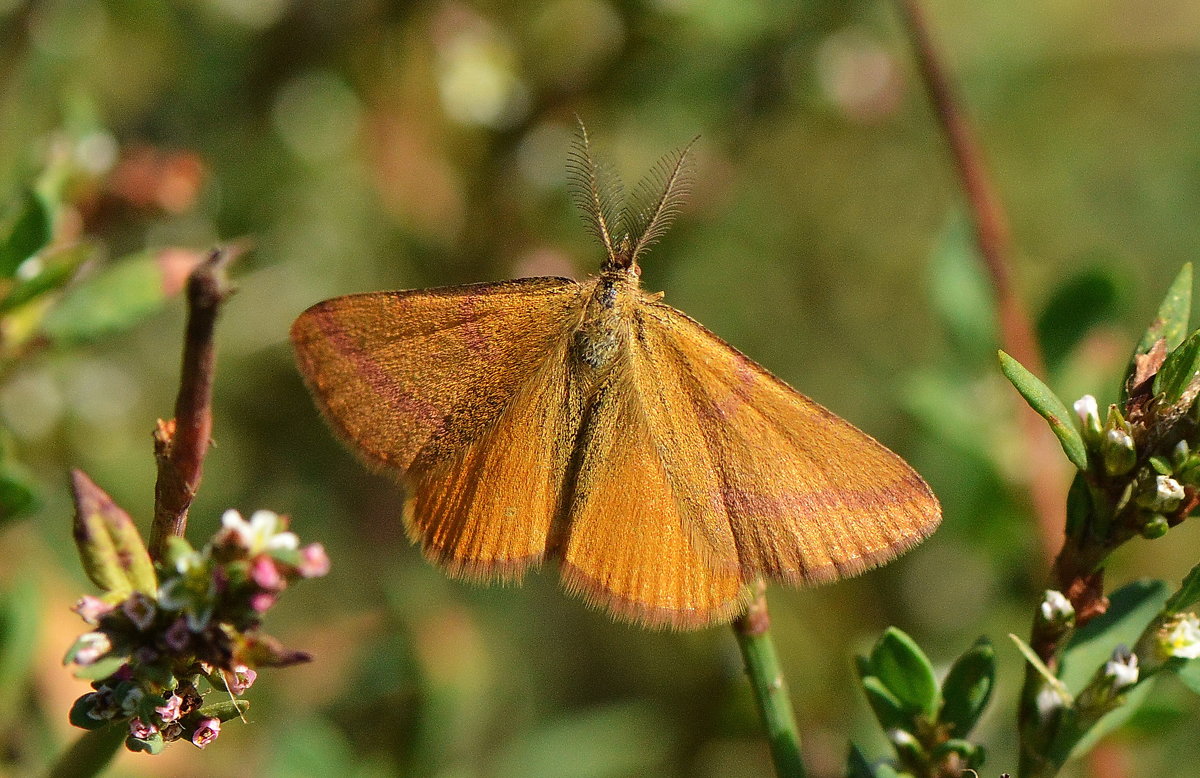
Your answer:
[0,241,91,314]
[861,675,910,730]
[48,724,126,778]
[1058,579,1170,694]
[1008,633,1071,702]
[930,738,981,765]
[1135,263,1192,355]
[846,744,875,778]
[125,732,165,755]
[1153,329,1200,403]
[41,252,172,344]
[998,350,1088,470]
[67,695,111,731]
[1067,675,1157,759]
[1037,264,1126,370]
[0,190,53,277]
[72,653,129,681]
[1065,472,1093,540]
[0,461,39,525]
[0,576,40,724]
[869,627,939,718]
[938,636,995,737]
[1165,563,1200,613]
[1178,658,1200,696]
[196,698,251,722]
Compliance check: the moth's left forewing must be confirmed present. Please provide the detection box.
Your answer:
[637,299,941,585]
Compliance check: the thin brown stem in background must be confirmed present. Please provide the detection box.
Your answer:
[148,248,237,560]
[895,0,1065,566]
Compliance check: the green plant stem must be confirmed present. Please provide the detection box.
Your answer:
[732,581,806,778]
[47,724,125,778]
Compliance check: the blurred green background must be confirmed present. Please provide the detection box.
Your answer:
[2,0,1200,775]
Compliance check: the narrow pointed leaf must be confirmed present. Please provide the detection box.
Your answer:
[0,190,53,277]
[0,460,39,525]
[125,732,165,754]
[197,698,251,722]
[1136,263,1192,355]
[1178,658,1200,696]
[1165,562,1200,613]
[1008,633,1071,702]
[938,636,995,736]
[1065,472,1093,540]
[860,676,910,730]
[0,576,40,722]
[72,653,129,681]
[998,350,1088,469]
[846,744,875,778]
[41,251,191,344]
[869,627,939,718]
[70,470,156,596]
[68,696,112,731]
[49,724,126,778]
[0,242,92,313]
[1154,330,1200,403]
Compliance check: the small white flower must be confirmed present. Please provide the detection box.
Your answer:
[1158,613,1200,660]
[1040,590,1074,623]
[1035,684,1067,718]
[219,509,297,553]
[249,510,298,551]
[1103,646,1139,691]
[1153,475,1186,512]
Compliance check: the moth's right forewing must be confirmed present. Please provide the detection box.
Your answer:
[636,301,941,585]
[290,277,585,477]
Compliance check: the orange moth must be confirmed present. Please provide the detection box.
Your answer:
[290,126,941,629]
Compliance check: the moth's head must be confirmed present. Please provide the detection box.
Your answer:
[603,235,641,276]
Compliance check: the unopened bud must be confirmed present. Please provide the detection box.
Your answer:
[1140,514,1170,539]
[1101,428,1137,476]
[1074,395,1103,442]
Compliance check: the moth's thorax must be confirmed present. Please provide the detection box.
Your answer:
[572,268,639,371]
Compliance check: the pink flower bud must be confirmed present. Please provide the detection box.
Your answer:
[129,717,158,739]
[249,591,277,613]
[250,555,284,590]
[297,543,331,578]
[72,596,114,625]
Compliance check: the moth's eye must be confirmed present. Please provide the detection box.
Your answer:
[632,264,642,277]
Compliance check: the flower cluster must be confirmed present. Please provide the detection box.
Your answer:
[65,510,329,754]
[1073,394,1200,541]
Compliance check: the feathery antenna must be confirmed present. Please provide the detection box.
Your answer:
[623,137,697,265]
[566,122,622,262]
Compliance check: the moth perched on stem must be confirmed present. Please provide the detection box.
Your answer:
[291,124,941,629]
